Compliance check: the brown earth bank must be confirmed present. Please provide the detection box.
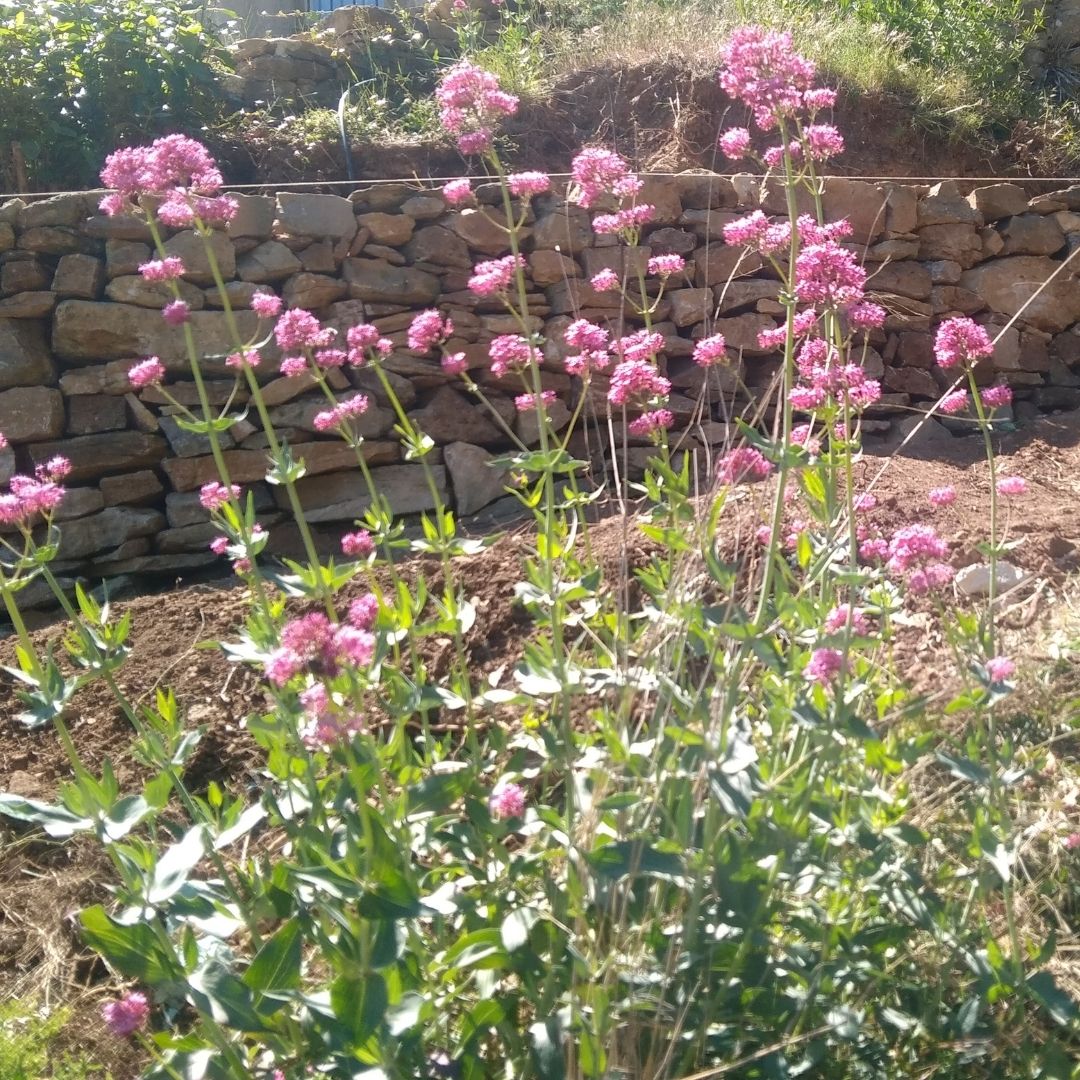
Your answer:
[3,411,1080,1074]
[214,60,1080,188]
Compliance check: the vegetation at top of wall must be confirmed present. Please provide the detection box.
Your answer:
[0,0,231,190]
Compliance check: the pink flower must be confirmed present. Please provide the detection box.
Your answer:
[210,535,229,556]
[514,390,557,411]
[128,357,165,388]
[314,349,348,370]
[886,524,954,593]
[718,127,752,158]
[507,171,551,198]
[803,124,844,159]
[102,992,150,1037]
[408,309,453,353]
[938,390,969,415]
[804,87,837,111]
[590,268,621,292]
[648,254,686,277]
[468,254,525,297]
[805,647,844,685]
[342,530,375,557]
[694,334,728,367]
[569,147,638,209]
[824,604,869,635]
[0,432,7,450]
[199,481,240,511]
[996,475,1027,496]
[934,317,994,370]
[981,384,1013,409]
[279,356,307,377]
[225,349,261,370]
[489,781,526,820]
[436,62,518,153]
[719,26,819,130]
[717,446,774,484]
[313,394,370,431]
[348,593,379,630]
[607,359,670,406]
[1065,833,1080,851]
[251,291,283,319]
[489,334,539,378]
[795,242,866,308]
[628,408,674,437]
[986,655,1015,682]
[443,178,473,206]
[161,300,190,326]
[138,257,185,282]
[347,323,381,352]
[757,325,787,351]
[791,423,821,455]
[442,351,469,375]
[847,301,886,330]
[275,309,333,351]
[592,204,655,235]
[611,329,664,364]
[929,486,957,507]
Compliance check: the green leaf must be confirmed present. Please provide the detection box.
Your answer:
[387,992,423,1037]
[149,825,209,904]
[405,766,471,815]
[331,973,388,1044]
[935,750,989,786]
[0,793,92,837]
[243,920,301,994]
[1027,971,1080,1028]
[586,841,683,881]
[188,962,271,1032]
[80,905,179,983]
[102,794,151,840]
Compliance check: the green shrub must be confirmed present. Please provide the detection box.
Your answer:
[0,998,113,1080]
[0,0,230,190]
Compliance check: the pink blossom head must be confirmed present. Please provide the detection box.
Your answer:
[129,357,166,388]
[795,242,867,309]
[647,254,686,278]
[408,309,453,353]
[226,349,261,370]
[161,299,190,326]
[251,291,283,319]
[628,408,674,438]
[210,535,229,556]
[569,147,641,209]
[489,780,526,820]
[607,358,671,407]
[0,432,7,451]
[514,390,557,412]
[443,178,473,206]
[102,991,150,1037]
[342,530,375,558]
[803,124,844,160]
[468,254,524,297]
[348,593,379,630]
[507,171,551,198]
[693,334,728,367]
[719,26,818,130]
[981,384,1012,409]
[938,390,969,416]
[1065,833,1080,851]
[275,308,330,351]
[199,481,240,512]
[716,446,774,485]
[996,475,1027,497]
[934,317,994,370]
[823,604,869,636]
[591,268,621,292]
[805,647,844,685]
[442,351,469,376]
[436,62,518,153]
[718,127,752,158]
[986,655,1016,683]
[138,257,185,282]
[929,486,956,507]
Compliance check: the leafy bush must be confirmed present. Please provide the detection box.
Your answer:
[0,998,113,1080]
[0,0,230,190]
[1,29,1079,1080]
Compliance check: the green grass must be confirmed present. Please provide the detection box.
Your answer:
[0,998,114,1080]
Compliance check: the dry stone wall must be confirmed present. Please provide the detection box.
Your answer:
[1,173,1080,597]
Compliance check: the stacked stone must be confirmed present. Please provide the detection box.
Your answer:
[0,173,1079,594]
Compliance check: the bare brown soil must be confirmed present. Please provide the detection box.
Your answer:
[3,411,1080,1074]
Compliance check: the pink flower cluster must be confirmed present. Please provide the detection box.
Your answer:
[266,611,375,687]
[789,337,881,413]
[251,291,283,319]
[718,26,824,130]
[934,317,994,370]
[199,481,240,512]
[346,323,394,364]
[591,268,620,292]
[628,408,674,437]
[608,358,670,408]
[568,147,643,209]
[823,604,870,636]
[128,357,166,388]
[443,178,473,206]
[563,319,612,375]
[469,254,525,297]
[490,781,526,820]
[507,171,551,198]
[514,390,557,412]
[986,655,1016,683]
[435,62,519,155]
[717,446,774,485]
[0,457,69,527]
[805,647,844,685]
[313,394,371,432]
[102,992,150,1037]
[648,254,686,277]
[138,257,185,283]
[408,310,454,353]
[100,135,236,224]
[489,334,540,378]
[883,523,954,594]
[342,530,375,558]
[694,334,728,367]
[275,309,337,352]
